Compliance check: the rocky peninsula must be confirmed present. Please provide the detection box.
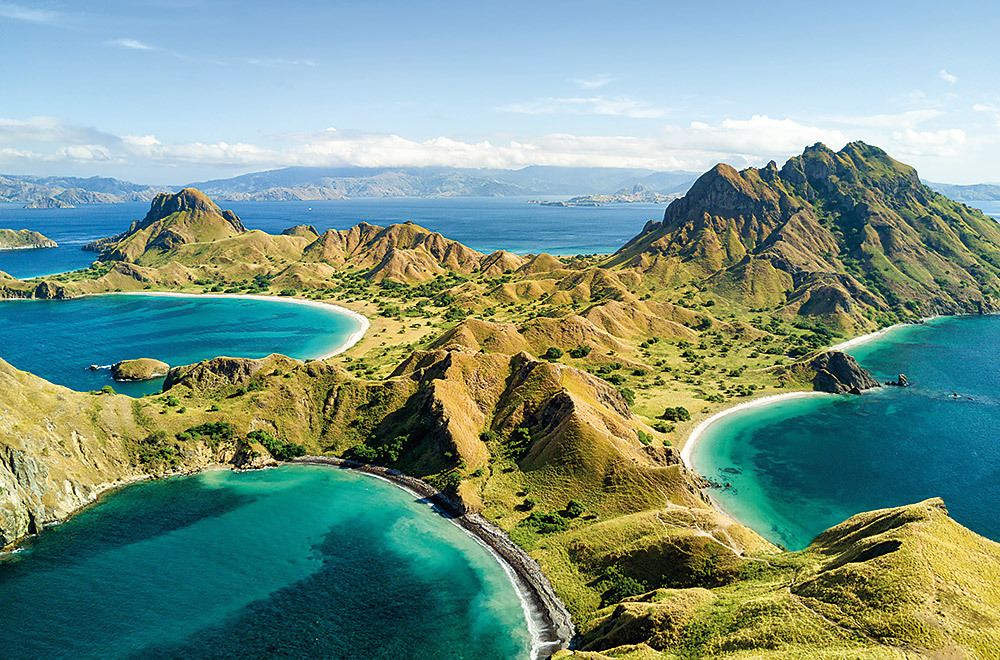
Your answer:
[0,229,58,251]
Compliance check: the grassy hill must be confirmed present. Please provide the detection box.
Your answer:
[3,143,1000,657]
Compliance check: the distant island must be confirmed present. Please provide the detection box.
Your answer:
[23,196,75,209]
[0,167,698,206]
[529,183,679,206]
[926,181,1000,202]
[0,228,58,251]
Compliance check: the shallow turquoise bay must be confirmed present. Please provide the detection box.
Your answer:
[0,466,532,659]
[692,315,1000,550]
[0,294,361,395]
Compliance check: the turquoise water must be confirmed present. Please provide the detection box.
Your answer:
[0,197,666,279]
[0,294,361,396]
[692,315,1000,551]
[0,466,532,659]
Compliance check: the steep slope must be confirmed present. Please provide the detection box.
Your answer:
[562,499,1000,659]
[610,142,1000,330]
[84,188,247,262]
[302,221,530,280]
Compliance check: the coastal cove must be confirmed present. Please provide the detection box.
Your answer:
[0,465,536,659]
[688,315,1000,551]
[0,293,367,396]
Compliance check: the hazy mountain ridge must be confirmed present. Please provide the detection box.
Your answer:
[927,180,1000,202]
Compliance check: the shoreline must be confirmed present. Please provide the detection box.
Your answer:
[94,291,370,360]
[291,456,575,659]
[827,315,940,353]
[680,391,825,470]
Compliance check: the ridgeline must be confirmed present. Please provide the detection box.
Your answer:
[2,142,1000,658]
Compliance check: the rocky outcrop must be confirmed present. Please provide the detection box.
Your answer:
[0,228,58,251]
[886,374,908,387]
[810,351,881,394]
[111,358,170,382]
[163,354,301,392]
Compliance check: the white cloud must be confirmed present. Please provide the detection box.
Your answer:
[245,58,318,67]
[0,2,58,23]
[826,109,943,129]
[572,74,616,89]
[973,103,999,113]
[501,96,668,119]
[0,114,981,180]
[108,38,154,50]
[889,128,966,157]
[939,69,958,84]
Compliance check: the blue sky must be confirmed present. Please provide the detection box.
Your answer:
[2,0,998,184]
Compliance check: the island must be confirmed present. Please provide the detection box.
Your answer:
[23,196,75,209]
[110,358,171,382]
[0,228,58,251]
[529,183,678,206]
[4,142,1000,658]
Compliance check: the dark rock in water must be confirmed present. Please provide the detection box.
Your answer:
[811,351,881,395]
[886,374,909,387]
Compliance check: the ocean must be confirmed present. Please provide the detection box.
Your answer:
[0,197,668,279]
[691,314,1000,551]
[0,294,361,396]
[0,465,532,659]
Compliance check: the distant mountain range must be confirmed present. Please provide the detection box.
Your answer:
[7,166,1000,207]
[0,175,167,206]
[925,181,1000,203]
[0,167,699,206]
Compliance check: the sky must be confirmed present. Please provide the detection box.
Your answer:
[1,0,999,185]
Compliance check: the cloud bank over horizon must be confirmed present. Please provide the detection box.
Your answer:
[0,113,974,184]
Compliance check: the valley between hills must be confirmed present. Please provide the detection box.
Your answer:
[3,141,1000,658]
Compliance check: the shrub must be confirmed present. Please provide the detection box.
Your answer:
[568,346,592,359]
[637,430,653,445]
[247,429,306,461]
[662,406,691,422]
[564,499,586,518]
[618,387,635,406]
[524,511,569,534]
[177,421,234,448]
[542,347,563,361]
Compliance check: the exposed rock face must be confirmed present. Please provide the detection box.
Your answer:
[811,351,881,394]
[163,354,301,391]
[111,358,170,382]
[886,374,909,387]
[610,142,1000,329]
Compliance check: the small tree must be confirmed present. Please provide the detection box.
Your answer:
[542,347,564,361]
[662,406,691,422]
[564,499,586,518]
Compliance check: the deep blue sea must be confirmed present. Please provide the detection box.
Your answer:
[692,315,1000,551]
[0,294,361,396]
[0,466,532,660]
[0,197,667,279]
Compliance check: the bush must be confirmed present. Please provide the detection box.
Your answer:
[637,430,653,445]
[177,421,234,448]
[618,387,635,406]
[568,346,592,359]
[542,347,563,361]
[247,429,306,461]
[524,511,569,534]
[662,406,691,422]
[564,499,586,518]
[100,385,116,395]
[599,566,648,605]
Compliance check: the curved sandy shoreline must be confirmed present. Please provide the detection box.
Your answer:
[97,291,370,360]
[292,456,575,660]
[680,391,825,470]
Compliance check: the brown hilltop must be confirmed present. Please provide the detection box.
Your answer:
[84,188,247,262]
[609,141,1000,329]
